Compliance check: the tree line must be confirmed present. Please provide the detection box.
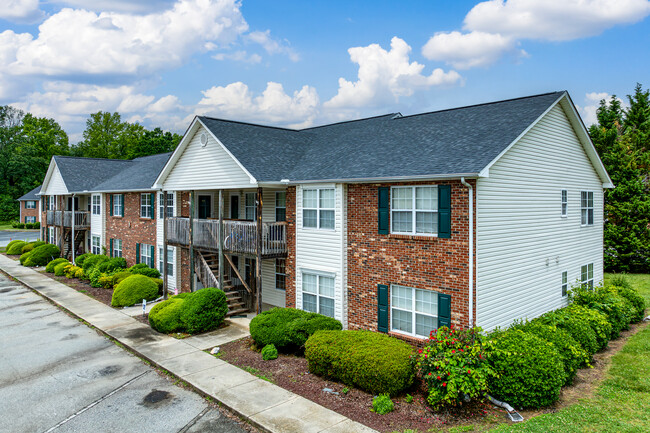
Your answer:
[0,107,181,221]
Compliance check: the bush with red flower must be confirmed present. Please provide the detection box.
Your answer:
[411,325,496,409]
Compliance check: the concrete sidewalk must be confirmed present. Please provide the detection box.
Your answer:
[0,255,376,433]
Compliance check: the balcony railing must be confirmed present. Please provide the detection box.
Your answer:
[166,217,287,256]
[46,210,90,229]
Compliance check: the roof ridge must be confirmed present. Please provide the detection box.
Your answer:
[199,116,300,132]
[55,155,134,163]
[299,113,399,131]
[396,91,565,120]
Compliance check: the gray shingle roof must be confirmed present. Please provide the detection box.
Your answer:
[92,152,172,192]
[198,91,565,182]
[18,185,41,201]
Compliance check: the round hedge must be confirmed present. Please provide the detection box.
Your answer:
[19,251,31,265]
[82,255,109,272]
[148,295,189,333]
[609,285,646,323]
[516,322,589,385]
[180,287,228,334]
[111,274,159,307]
[113,271,133,286]
[75,253,91,267]
[5,239,24,252]
[129,266,161,279]
[24,244,60,266]
[97,257,127,274]
[21,241,45,254]
[563,304,612,350]
[305,330,414,396]
[487,329,565,409]
[54,261,70,276]
[6,241,28,255]
[536,310,599,356]
[46,257,69,273]
[250,308,343,351]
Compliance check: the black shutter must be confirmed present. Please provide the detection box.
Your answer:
[378,187,389,234]
[136,243,140,264]
[120,194,124,216]
[109,195,113,216]
[150,244,155,268]
[150,193,155,219]
[109,239,113,258]
[438,185,451,238]
[377,284,389,333]
[438,293,451,328]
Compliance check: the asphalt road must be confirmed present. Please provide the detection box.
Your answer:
[0,230,40,247]
[0,273,251,433]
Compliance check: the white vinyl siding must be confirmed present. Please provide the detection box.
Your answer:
[162,124,252,190]
[157,191,178,292]
[90,193,103,254]
[43,165,68,195]
[295,184,347,326]
[476,103,604,331]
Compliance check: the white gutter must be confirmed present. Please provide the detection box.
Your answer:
[460,177,474,327]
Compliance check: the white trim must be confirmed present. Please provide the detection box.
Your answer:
[300,269,336,318]
[580,190,594,226]
[286,173,480,185]
[561,189,568,218]
[390,284,438,338]
[390,185,439,236]
[580,263,594,288]
[561,270,568,297]
[91,194,101,215]
[40,159,70,196]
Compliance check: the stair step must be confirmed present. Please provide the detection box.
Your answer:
[227,302,245,309]
[226,308,249,317]
[224,291,241,296]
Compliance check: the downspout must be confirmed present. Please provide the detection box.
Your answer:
[460,178,473,328]
[71,194,75,264]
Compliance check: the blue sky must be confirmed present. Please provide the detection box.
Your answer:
[1,0,649,142]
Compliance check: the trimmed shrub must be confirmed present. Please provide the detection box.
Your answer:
[33,222,40,229]
[250,308,342,351]
[180,287,228,334]
[130,266,161,279]
[569,285,633,338]
[113,271,133,286]
[514,322,589,385]
[46,257,69,273]
[54,261,69,276]
[24,244,60,266]
[21,240,45,254]
[151,278,163,293]
[75,253,91,267]
[305,330,414,396]
[64,265,81,279]
[261,344,278,361]
[97,257,127,273]
[98,275,114,290]
[74,268,85,279]
[563,304,612,350]
[25,223,34,229]
[6,241,28,255]
[148,295,189,333]
[19,251,31,265]
[535,309,599,356]
[111,274,159,307]
[372,394,394,414]
[5,239,23,251]
[82,254,109,272]
[487,329,565,409]
[609,285,646,323]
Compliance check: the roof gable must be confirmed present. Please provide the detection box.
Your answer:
[18,185,42,201]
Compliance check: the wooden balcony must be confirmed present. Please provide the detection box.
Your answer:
[46,210,90,229]
[166,217,287,257]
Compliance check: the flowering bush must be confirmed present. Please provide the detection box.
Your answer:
[412,326,496,409]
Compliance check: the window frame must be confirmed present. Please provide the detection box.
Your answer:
[561,270,568,297]
[275,258,286,291]
[140,193,152,219]
[91,194,101,215]
[245,192,257,221]
[390,284,439,338]
[158,246,174,277]
[580,263,594,289]
[580,191,594,226]
[561,189,568,218]
[390,185,439,236]
[302,187,335,230]
[140,243,153,268]
[112,194,123,217]
[25,216,36,224]
[158,192,174,219]
[91,235,101,254]
[275,191,286,222]
[25,200,36,209]
[113,239,122,258]
[48,195,55,211]
[301,270,336,318]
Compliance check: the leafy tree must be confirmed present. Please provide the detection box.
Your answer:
[589,84,650,273]
[127,127,182,159]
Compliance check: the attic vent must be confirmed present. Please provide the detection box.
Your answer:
[200,133,208,147]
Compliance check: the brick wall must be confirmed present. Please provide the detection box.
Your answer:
[20,200,39,223]
[104,192,157,267]
[284,186,296,308]
[179,191,191,293]
[346,180,476,339]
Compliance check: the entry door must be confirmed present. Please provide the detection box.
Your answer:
[230,195,239,219]
[67,197,79,211]
[198,195,211,219]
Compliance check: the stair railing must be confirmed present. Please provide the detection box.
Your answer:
[194,251,220,290]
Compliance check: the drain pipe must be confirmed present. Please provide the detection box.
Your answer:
[460,178,473,327]
[488,395,524,422]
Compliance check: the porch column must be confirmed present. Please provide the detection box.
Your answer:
[189,190,195,292]
[163,190,168,300]
[58,196,63,251]
[218,189,224,291]
[256,187,263,314]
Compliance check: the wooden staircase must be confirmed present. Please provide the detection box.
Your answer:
[197,252,250,317]
[62,229,85,261]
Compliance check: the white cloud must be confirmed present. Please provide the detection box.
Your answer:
[325,37,461,109]
[464,0,650,41]
[4,0,249,78]
[422,31,526,69]
[52,1,177,14]
[578,92,627,126]
[247,30,299,62]
[0,0,44,23]
[197,81,319,128]
[213,50,262,64]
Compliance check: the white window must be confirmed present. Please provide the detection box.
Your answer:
[140,194,152,219]
[391,285,438,338]
[561,190,568,217]
[275,191,286,222]
[25,200,36,209]
[113,194,123,217]
[48,227,55,244]
[581,263,594,289]
[91,235,101,254]
[275,259,286,290]
[581,191,593,226]
[113,239,122,258]
[48,195,55,211]
[302,188,335,229]
[158,246,174,277]
[391,186,438,235]
[140,243,153,267]
[158,192,174,218]
[561,270,568,296]
[245,192,256,220]
[301,271,335,317]
[92,194,101,215]
[25,216,36,224]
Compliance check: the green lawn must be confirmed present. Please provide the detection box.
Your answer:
[604,273,650,304]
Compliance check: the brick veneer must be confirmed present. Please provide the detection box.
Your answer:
[104,192,157,267]
[284,186,296,308]
[346,180,477,337]
[179,191,191,293]
[20,201,39,224]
